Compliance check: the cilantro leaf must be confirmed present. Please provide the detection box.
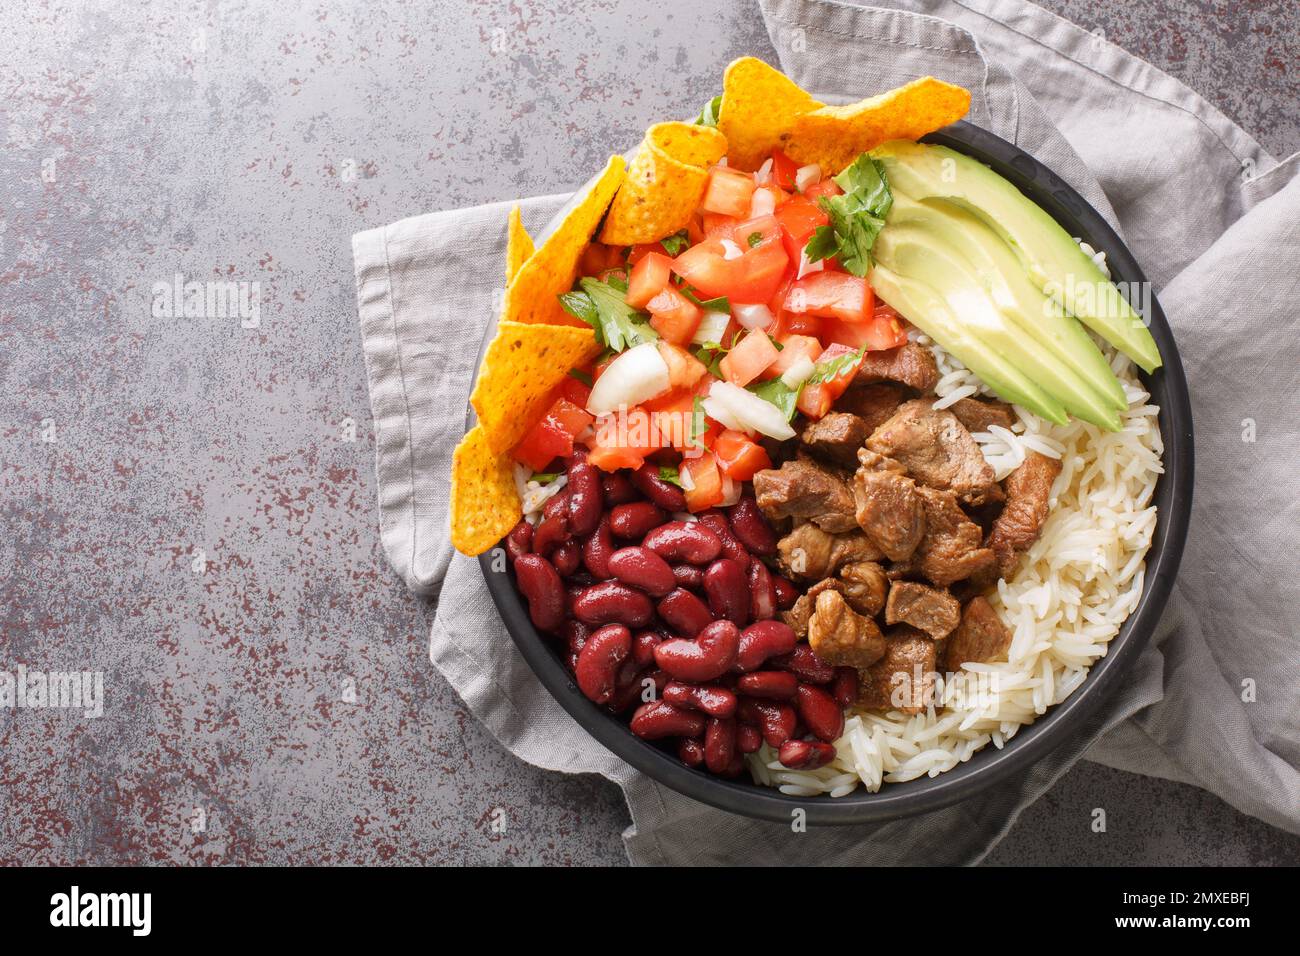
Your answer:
[746,230,763,248]
[567,368,592,387]
[530,472,562,485]
[559,277,659,352]
[657,465,684,488]
[689,395,706,450]
[804,154,892,276]
[660,230,690,256]
[806,345,868,385]
[681,287,730,313]
[696,94,722,128]
[693,341,728,377]
[748,378,800,422]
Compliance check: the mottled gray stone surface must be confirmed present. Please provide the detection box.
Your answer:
[0,0,1294,865]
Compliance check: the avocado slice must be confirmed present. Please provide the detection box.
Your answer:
[872,224,1122,430]
[872,141,1162,373]
[886,192,1128,415]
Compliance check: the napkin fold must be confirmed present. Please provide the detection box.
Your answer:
[353,0,1300,863]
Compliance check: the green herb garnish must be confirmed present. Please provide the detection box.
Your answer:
[658,465,684,488]
[681,287,730,313]
[746,231,763,248]
[530,472,561,485]
[660,230,690,256]
[804,154,893,276]
[748,378,800,422]
[688,395,706,450]
[693,341,729,377]
[696,94,722,128]
[567,368,593,387]
[806,345,868,385]
[558,276,659,352]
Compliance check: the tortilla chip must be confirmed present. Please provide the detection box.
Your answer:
[787,77,971,175]
[470,320,602,454]
[504,205,534,284]
[450,425,520,556]
[718,56,823,171]
[502,154,625,328]
[599,122,728,245]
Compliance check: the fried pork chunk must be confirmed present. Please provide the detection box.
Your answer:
[853,463,925,562]
[884,581,961,639]
[799,412,871,468]
[776,523,881,583]
[944,596,1013,669]
[866,399,1001,506]
[856,626,937,714]
[807,589,886,670]
[986,451,1062,576]
[908,486,998,587]
[753,458,858,533]
[854,343,940,392]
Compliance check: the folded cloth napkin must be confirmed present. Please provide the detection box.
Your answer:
[353,0,1300,863]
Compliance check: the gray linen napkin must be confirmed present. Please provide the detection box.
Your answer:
[353,0,1300,863]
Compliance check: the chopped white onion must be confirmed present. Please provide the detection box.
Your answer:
[705,381,796,440]
[678,466,695,492]
[795,163,822,193]
[780,354,816,389]
[733,303,774,330]
[691,309,731,346]
[796,249,824,279]
[754,157,773,186]
[701,394,745,432]
[748,187,776,218]
[585,342,670,415]
[720,238,744,260]
[719,474,743,507]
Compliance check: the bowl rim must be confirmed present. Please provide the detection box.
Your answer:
[470,119,1194,825]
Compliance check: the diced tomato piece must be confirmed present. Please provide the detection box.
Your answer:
[657,342,708,391]
[683,452,724,512]
[671,238,748,300]
[761,333,822,380]
[774,306,823,339]
[775,196,829,263]
[784,272,873,323]
[560,374,592,408]
[511,397,594,471]
[586,406,666,472]
[822,309,908,352]
[686,213,706,246]
[646,286,704,345]
[803,179,843,201]
[795,343,866,419]
[702,212,740,238]
[580,243,624,277]
[729,215,791,305]
[713,430,772,481]
[719,330,780,387]
[770,149,801,191]
[701,167,756,218]
[626,251,673,308]
[627,243,663,266]
[645,389,713,453]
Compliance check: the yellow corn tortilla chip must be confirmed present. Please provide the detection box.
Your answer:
[599,122,728,245]
[502,154,625,328]
[504,204,534,284]
[470,320,602,454]
[787,77,971,175]
[450,425,520,556]
[718,57,823,172]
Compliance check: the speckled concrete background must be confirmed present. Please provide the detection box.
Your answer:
[0,0,1295,866]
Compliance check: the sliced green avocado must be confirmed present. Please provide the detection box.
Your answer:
[886,192,1128,415]
[872,140,1162,373]
[872,223,1122,430]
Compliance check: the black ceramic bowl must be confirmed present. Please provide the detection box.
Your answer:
[472,120,1193,824]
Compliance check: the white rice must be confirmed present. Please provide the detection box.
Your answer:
[747,329,1163,794]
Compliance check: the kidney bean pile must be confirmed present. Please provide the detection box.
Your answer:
[505,450,858,779]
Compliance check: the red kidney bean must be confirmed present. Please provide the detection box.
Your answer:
[773,644,835,684]
[607,546,675,598]
[602,471,639,506]
[748,560,777,621]
[630,463,687,511]
[727,496,777,556]
[566,454,603,537]
[697,510,750,572]
[734,620,798,672]
[778,739,836,770]
[832,667,859,708]
[722,751,746,777]
[771,574,799,610]
[630,701,706,740]
[572,581,654,628]
[575,624,632,705]
[654,619,740,682]
[561,619,590,657]
[737,699,797,748]
[736,723,763,754]
[630,630,662,670]
[506,519,533,562]
[643,521,722,565]
[656,588,714,638]
[543,488,569,521]
[678,737,705,768]
[703,558,750,627]
[514,554,566,633]
[608,669,650,714]
[704,717,737,774]
[551,540,581,577]
[581,516,614,579]
[736,670,799,700]
[609,501,666,539]
[795,683,845,742]
[671,563,704,589]
[532,513,569,557]
[663,682,737,718]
